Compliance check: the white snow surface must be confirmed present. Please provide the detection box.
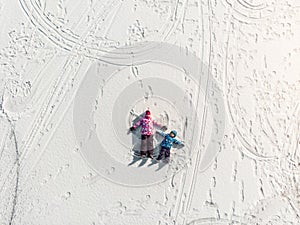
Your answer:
[0,0,300,224]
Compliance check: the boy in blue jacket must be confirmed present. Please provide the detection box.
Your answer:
[156,130,184,162]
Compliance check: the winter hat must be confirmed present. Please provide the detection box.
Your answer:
[170,130,177,137]
[145,110,151,116]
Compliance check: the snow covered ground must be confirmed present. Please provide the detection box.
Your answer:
[1,0,300,224]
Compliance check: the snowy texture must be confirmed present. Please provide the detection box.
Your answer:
[0,0,300,224]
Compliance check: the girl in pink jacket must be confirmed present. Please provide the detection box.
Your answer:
[130,110,167,158]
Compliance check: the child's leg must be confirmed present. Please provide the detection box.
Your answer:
[164,148,171,162]
[147,135,154,157]
[156,147,166,160]
[140,135,147,157]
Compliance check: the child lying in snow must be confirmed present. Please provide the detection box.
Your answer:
[130,110,167,159]
[156,130,184,163]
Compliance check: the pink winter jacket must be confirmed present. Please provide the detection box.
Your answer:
[133,116,162,135]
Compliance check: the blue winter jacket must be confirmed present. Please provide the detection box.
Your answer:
[157,131,182,149]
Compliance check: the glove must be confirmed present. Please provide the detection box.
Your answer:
[161,126,168,131]
[130,126,135,131]
[179,142,185,147]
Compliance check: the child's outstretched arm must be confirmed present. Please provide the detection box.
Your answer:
[173,138,184,146]
[156,130,166,137]
[133,119,142,128]
[130,118,142,131]
[153,120,167,131]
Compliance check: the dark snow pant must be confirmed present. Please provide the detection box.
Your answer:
[157,146,171,161]
[141,135,154,157]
